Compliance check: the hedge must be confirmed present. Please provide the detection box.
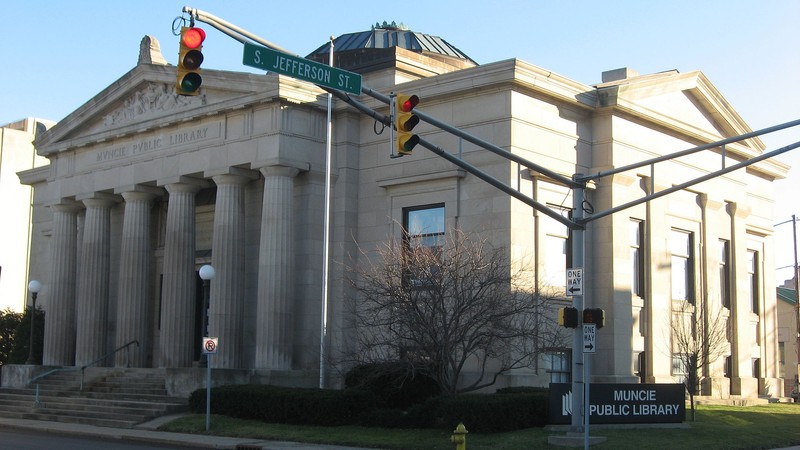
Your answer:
[189,384,550,432]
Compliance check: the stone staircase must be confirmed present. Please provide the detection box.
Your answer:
[0,368,188,428]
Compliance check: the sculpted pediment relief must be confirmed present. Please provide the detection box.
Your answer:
[102,82,206,127]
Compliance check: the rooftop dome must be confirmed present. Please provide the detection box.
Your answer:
[307,26,478,69]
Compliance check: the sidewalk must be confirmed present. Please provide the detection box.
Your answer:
[0,415,379,450]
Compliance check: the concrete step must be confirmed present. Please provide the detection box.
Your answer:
[0,368,189,428]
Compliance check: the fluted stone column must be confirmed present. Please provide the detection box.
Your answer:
[208,173,252,368]
[43,202,80,366]
[75,196,117,367]
[159,183,201,367]
[256,166,299,369]
[115,190,157,367]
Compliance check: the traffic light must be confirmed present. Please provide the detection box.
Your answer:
[558,307,579,328]
[176,26,206,96]
[583,308,605,329]
[394,93,420,155]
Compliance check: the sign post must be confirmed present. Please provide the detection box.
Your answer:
[243,42,362,95]
[202,337,218,431]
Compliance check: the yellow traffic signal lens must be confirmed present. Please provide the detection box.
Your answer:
[182,27,206,49]
[181,49,204,70]
[397,113,419,132]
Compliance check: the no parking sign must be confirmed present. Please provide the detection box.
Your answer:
[202,337,218,355]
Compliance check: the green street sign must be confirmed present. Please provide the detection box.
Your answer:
[243,42,362,95]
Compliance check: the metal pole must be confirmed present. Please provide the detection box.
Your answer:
[570,179,586,433]
[584,351,591,450]
[319,37,334,389]
[199,279,210,368]
[206,358,211,431]
[25,292,38,365]
[793,215,800,391]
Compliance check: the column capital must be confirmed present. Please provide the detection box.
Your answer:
[158,175,212,191]
[726,201,751,219]
[212,172,258,187]
[205,166,260,181]
[259,165,300,179]
[121,190,159,203]
[698,193,724,211]
[115,184,165,198]
[77,192,120,208]
[49,199,82,213]
[164,182,204,195]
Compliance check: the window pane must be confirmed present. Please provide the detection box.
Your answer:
[720,240,730,308]
[403,205,445,287]
[748,250,759,313]
[630,220,643,296]
[407,207,444,236]
[671,230,693,303]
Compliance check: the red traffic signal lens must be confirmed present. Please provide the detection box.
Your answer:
[181,49,204,70]
[182,27,206,49]
[400,95,419,112]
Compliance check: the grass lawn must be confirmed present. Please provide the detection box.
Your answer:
[159,403,800,449]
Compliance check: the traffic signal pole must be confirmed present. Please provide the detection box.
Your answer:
[571,179,587,435]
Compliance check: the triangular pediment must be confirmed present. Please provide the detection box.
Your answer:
[35,62,287,156]
[597,70,765,156]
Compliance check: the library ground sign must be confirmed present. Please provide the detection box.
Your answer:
[549,383,685,424]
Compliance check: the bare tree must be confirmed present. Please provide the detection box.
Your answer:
[670,300,729,420]
[342,229,569,395]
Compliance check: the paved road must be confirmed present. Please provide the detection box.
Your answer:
[0,428,182,449]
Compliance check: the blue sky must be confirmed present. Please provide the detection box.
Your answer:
[3,1,800,275]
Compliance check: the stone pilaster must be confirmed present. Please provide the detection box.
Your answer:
[256,166,299,369]
[208,173,254,368]
[115,190,158,367]
[159,182,202,368]
[75,195,118,367]
[43,202,80,366]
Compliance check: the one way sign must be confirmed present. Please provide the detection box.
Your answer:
[583,324,596,353]
[566,268,583,296]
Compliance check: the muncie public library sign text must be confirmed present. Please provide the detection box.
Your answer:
[549,383,685,424]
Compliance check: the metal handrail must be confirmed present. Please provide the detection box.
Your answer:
[27,339,139,407]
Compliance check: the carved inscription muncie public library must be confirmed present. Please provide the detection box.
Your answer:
[86,121,222,167]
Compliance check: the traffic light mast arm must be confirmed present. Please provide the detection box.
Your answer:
[183,6,293,54]
[579,137,800,225]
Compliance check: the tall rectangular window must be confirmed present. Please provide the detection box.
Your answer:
[543,209,571,286]
[671,229,694,303]
[546,350,571,383]
[748,250,759,313]
[630,219,645,297]
[719,240,731,309]
[403,204,445,287]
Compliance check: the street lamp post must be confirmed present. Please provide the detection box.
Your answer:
[198,264,215,431]
[26,280,42,365]
[198,265,215,369]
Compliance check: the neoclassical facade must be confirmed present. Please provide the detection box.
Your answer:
[18,30,787,398]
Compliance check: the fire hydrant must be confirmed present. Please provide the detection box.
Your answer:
[450,422,468,450]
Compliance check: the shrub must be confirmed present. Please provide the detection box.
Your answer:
[397,392,549,433]
[189,384,377,426]
[190,383,550,433]
[344,362,439,409]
